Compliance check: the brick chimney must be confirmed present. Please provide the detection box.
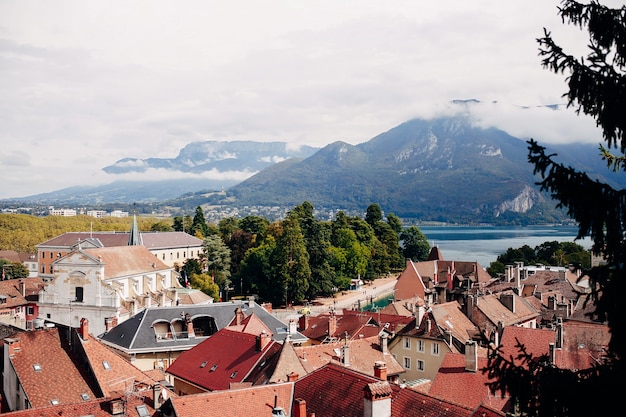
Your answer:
[18,280,26,297]
[373,361,387,380]
[299,314,309,331]
[363,381,392,417]
[80,318,89,340]
[465,341,478,372]
[5,338,21,357]
[293,398,307,417]
[256,331,272,351]
[235,307,245,325]
[287,372,299,382]
[187,319,195,338]
[328,312,337,337]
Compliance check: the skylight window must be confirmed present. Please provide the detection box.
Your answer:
[230,371,237,378]
[200,361,207,368]
[136,405,150,417]
[210,364,218,372]
[33,364,42,372]
[50,399,59,405]
[81,393,90,401]
[102,361,111,370]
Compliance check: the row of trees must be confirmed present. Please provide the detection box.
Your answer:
[175,202,431,306]
[486,240,590,277]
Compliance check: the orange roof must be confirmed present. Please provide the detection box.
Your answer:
[294,335,405,377]
[7,328,98,408]
[83,245,171,278]
[428,352,512,413]
[159,382,294,417]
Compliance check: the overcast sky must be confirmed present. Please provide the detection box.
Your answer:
[0,0,617,199]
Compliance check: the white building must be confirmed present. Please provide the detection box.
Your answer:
[37,245,182,336]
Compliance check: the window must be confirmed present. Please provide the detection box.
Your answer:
[81,393,90,401]
[417,340,425,352]
[41,265,45,273]
[177,252,180,259]
[403,357,411,369]
[403,338,411,349]
[432,342,440,356]
[75,287,84,302]
[33,364,42,372]
[41,252,45,259]
[27,306,34,315]
[50,399,59,405]
[162,253,165,260]
[103,361,111,370]
[417,360,425,371]
[136,405,150,417]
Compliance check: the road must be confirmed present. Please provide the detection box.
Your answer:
[271,275,398,321]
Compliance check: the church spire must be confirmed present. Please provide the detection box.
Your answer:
[128,204,143,246]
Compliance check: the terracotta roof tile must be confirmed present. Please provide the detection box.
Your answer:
[8,328,98,408]
[165,328,278,391]
[160,382,294,417]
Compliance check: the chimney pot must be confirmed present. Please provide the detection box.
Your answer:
[80,318,89,340]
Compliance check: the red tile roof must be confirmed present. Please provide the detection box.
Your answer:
[0,278,44,308]
[159,382,295,417]
[165,328,278,391]
[299,311,378,343]
[83,245,171,278]
[497,326,555,366]
[341,308,414,332]
[1,395,156,417]
[7,328,98,408]
[294,335,405,377]
[556,319,610,370]
[428,352,512,413]
[78,329,162,398]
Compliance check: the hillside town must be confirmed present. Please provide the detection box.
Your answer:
[0,213,608,417]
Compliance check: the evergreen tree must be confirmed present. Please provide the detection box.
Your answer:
[399,226,431,261]
[487,2,626,415]
[190,206,209,238]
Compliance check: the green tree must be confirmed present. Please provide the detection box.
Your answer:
[272,215,311,306]
[487,2,626,415]
[399,226,431,261]
[239,237,277,302]
[189,272,220,300]
[0,260,29,279]
[173,215,192,233]
[387,212,403,234]
[364,203,383,226]
[199,234,231,301]
[190,206,209,238]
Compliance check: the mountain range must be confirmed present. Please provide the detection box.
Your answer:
[6,115,623,225]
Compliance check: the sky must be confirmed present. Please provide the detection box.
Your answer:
[0,0,620,199]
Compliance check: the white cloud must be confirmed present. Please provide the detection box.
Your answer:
[0,0,616,199]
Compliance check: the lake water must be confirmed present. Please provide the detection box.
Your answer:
[419,225,592,268]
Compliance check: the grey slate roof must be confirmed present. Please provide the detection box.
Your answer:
[37,231,202,250]
[97,300,307,354]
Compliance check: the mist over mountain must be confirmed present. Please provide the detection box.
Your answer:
[5,115,623,225]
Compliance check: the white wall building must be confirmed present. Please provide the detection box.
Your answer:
[38,245,181,336]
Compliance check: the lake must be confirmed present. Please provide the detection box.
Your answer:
[418,225,592,268]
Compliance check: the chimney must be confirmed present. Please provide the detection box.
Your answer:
[499,293,515,313]
[153,383,162,409]
[289,319,298,334]
[416,304,426,325]
[80,318,89,340]
[299,314,309,331]
[465,341,478,372]
[293,398,307,417]
[235,307,245,325]
[256,331,271,351]
[342,344,350,366]
[5,338,21,357]
[287,372,299,382]
[272,395,287,417]
[379,332,388,354]
[18,280,26,297]
[105,317,113,332]
[433,260,438,284]
[556,318,563,349]
[109,399,125,415]
[363,381,392,417]
[373,361,387,380]
[465,294,474,321]
[515,261,523,292]
[187,319,195,338]
[328,312,337,337]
